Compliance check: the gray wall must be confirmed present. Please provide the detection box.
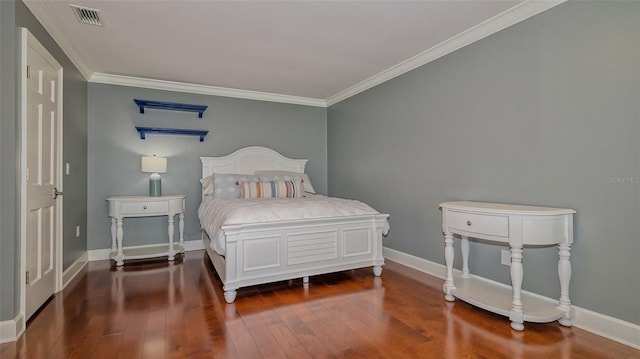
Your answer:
[327,1,639,325]
[0,0,18,321]
[87,83,327,250]
[0,0,88,321]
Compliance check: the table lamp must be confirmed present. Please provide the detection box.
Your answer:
[141,155,167,196]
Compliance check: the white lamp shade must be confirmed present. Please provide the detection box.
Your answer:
[141,156,167,173]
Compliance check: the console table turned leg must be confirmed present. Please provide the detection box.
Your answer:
[167,214,176,261]
[115,218,124,266]
[443,232,456,301]
[509,245,524,331]
[461,235,470,278]
[558,243,573,327]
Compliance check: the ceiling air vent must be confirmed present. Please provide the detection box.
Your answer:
[70,4,104,26]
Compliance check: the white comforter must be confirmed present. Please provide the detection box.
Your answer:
[198,194,381,256]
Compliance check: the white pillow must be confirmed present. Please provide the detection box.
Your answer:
[255,170,316,194]
[200,175,215,195]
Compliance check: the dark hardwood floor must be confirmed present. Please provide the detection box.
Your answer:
[1,250,637,358]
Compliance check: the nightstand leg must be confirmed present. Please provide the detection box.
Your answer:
[167,214,175,261]
[115,218,124,266]
[179,213,185,253]
[110,218,117,252]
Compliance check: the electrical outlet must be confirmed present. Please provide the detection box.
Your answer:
[76,225,80,238]
[501,249,511,266]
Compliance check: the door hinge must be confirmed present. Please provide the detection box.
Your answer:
[27,65,30,79]
[26,167,30,182]
[26,271,30,285]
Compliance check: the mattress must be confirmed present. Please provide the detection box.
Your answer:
[198,194,381,256]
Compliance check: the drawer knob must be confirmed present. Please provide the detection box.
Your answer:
[143,205,148,210]
[467,220,472,226]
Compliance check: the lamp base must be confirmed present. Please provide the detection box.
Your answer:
[149,174,162,197]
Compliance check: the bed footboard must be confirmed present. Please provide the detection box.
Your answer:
[204,214,389,303]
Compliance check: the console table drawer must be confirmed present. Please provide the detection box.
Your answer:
[121,201,168,215]
[447,210,509,238]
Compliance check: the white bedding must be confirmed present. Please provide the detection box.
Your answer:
[198,194,381,256]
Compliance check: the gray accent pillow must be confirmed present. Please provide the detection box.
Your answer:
[201,173,259,198]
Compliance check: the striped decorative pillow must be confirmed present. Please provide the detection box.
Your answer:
[255,171,316,194]
[240,180,303,199]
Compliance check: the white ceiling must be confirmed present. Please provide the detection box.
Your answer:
[24,0,563,107]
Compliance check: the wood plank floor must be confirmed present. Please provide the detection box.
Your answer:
[1,250,638,358]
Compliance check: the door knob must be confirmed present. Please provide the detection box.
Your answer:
[53,188,63,199]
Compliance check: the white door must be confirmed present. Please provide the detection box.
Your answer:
[22,29,63,320]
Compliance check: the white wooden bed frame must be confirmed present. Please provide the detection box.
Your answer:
[200,146,389,303]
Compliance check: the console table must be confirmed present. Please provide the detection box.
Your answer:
[440,201,575,330]
[107,195,185,266]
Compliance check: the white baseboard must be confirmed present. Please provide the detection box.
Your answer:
[0,313,25,344]
[62,251,88,289]
[184,239,205,252]
[87,247,111,261]
[88,240,205,261]
[572,306,640,350]
[382,247,640,350]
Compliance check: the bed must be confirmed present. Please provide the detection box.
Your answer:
[198,146,389,303]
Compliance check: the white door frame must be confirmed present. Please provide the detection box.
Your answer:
[18,27,64,327]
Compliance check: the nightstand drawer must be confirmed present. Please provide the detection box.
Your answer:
[121,201,168,215]
[448,210,509,238]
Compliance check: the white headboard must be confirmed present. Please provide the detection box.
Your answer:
[200,146,307,179]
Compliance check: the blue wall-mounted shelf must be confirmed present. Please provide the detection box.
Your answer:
[133,99,208,118]
[135,127,209,142]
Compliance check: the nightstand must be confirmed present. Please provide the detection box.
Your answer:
[106,195,185,266]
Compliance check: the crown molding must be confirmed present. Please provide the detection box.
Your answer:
[89,73,327,108]
[24,0,564,108]
[325,0,567,106]
[22,0,92,80]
